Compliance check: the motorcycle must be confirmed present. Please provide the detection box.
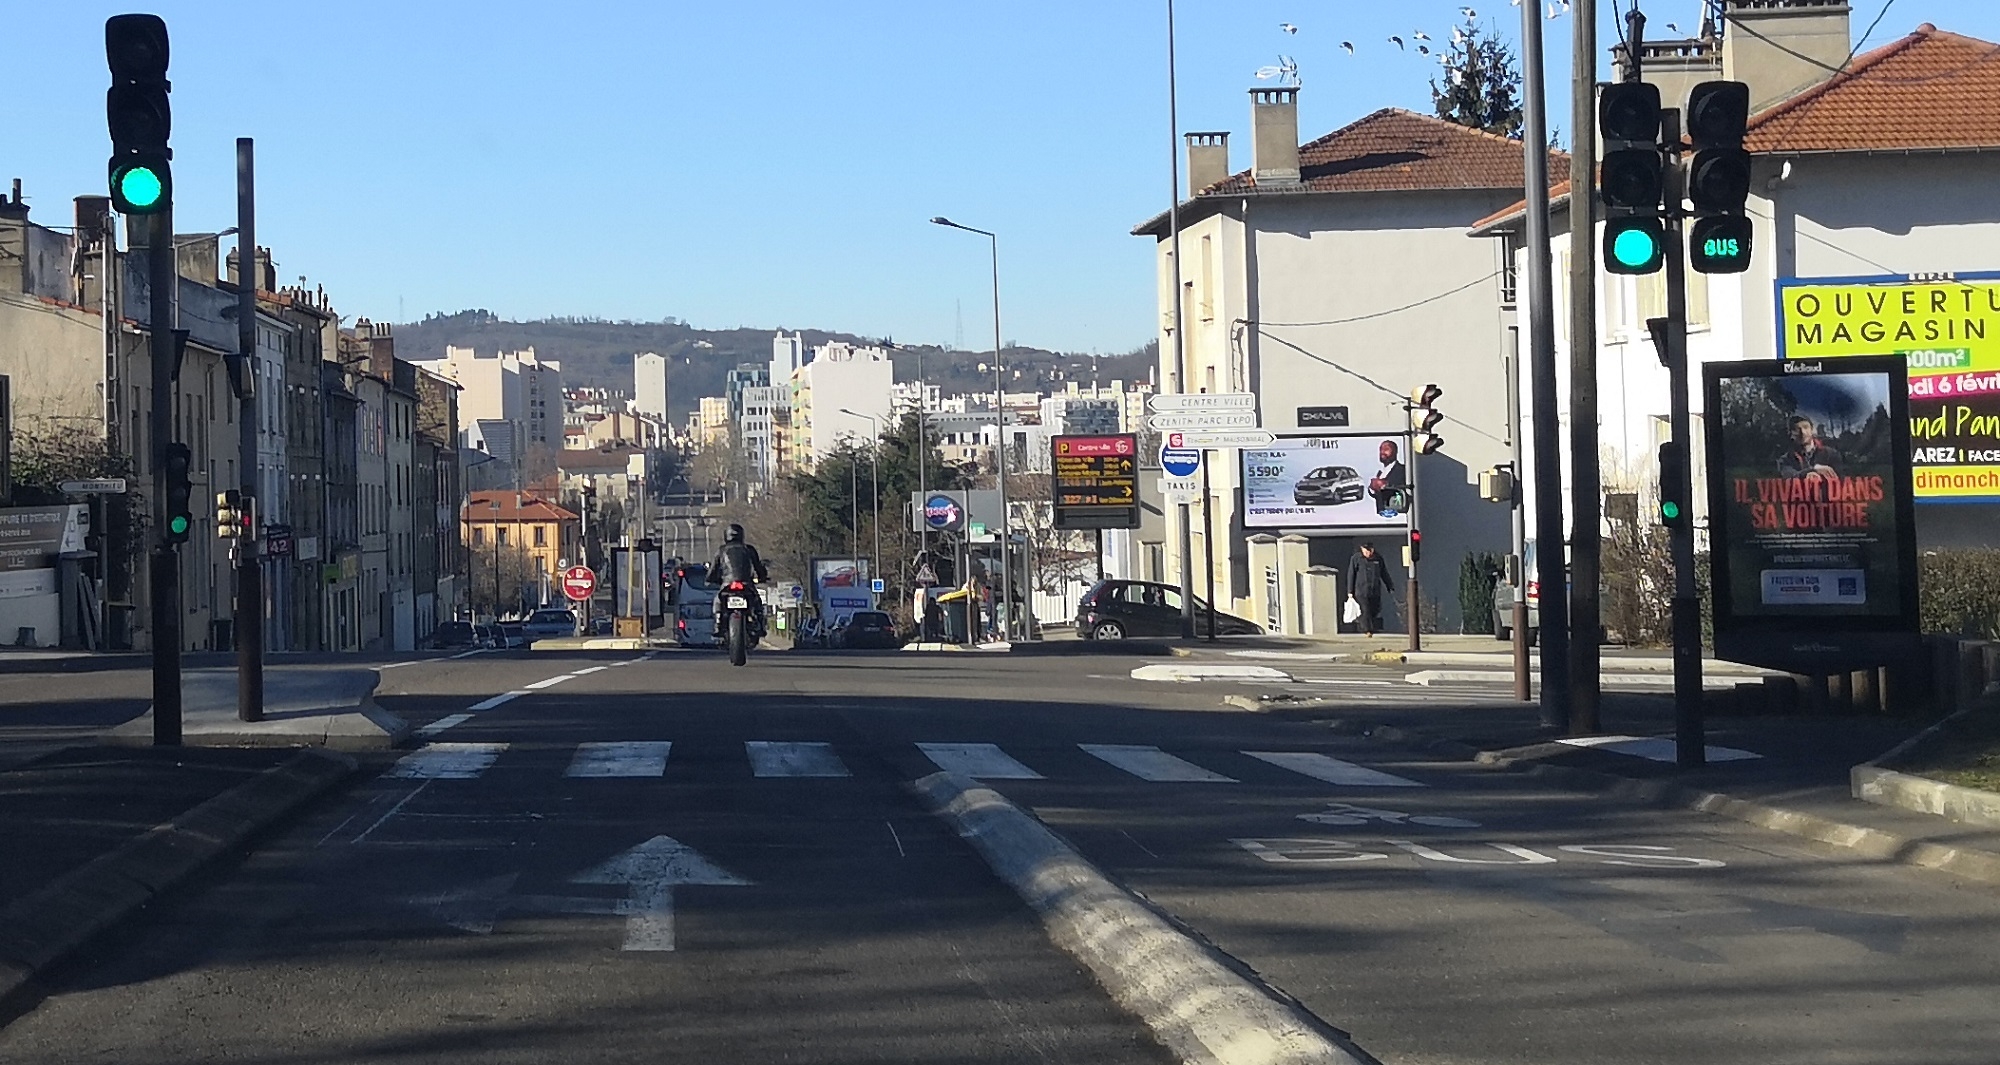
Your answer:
[719,580,760,666]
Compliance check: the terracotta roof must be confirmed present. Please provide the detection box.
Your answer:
[1745,24,2000,154]
[1135,108,1567,235]
[463,490,576,523]
[1468,24,2000,235]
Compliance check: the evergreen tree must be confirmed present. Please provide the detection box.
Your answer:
[1431,19,1526,139]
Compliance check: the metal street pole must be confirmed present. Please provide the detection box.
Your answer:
[148,207,183,746]
[1407,437,1424,652]
[234,138,264,722]
[1569,0,1602,734]
[842,410,882,592]
[1521,0,1571,730]
[1200,450,1216,641]
[1167,0,1195,641]
[1661,106,1707,769]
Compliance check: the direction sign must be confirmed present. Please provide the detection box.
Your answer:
[561,565,597,602]
[60,478,127,495]
[1160,445,1201,478]
[1147,411,1258,431]
[1147,392,1255,412]
[1169,429,1279,449]
[1051,434,1140,530]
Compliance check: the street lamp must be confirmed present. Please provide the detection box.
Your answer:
[840,408,881,593]
[488,498,502,619]
[930,215,1015,642]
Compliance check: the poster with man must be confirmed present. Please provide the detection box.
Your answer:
[1704,356,1919,671]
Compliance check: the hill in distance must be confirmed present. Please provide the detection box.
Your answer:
[393,311,1156,423]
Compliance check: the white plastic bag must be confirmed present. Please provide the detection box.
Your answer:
[1342,596,1362,624]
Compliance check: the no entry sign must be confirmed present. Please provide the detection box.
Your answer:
[561,565,597,602]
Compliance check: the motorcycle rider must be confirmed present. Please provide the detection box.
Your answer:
[708,523,771,638]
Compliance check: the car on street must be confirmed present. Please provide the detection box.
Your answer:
[473,624,502,649]
[833,610,901,649]
[496,623,528,649]
[520,608,578,640]
[1075,579,1263,639]
[677,590,720,649]
[1292,465,1366,506]
[590,615,613,636]
[428,621,478,650]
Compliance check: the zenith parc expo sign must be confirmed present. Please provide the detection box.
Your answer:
[1778,273,2000,502]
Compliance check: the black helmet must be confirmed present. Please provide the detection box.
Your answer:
[725,523,745,544]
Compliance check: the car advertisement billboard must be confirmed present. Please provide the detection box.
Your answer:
[811,556,873,623]
[1703,356,1919,673]
[1241,435,1408,530]
[1777,273,2000,502]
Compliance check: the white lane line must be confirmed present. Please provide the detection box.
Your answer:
[387,743,508,780]
[449,648,492,659]
[414,713,474,739]
[1244,751,1426,788]
[378,660,421,670]
[1080,744,1236,783]
[917,742,1044,780]
[566,741,673,778]
[745,741,852,778]
[570,666,610,676]
[1556,735,1762,763]
[523,675,574,690]
[467,691,528,711]
[352,781,431,843]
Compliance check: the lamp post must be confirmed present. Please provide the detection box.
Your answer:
[930,215,1014,641]
[840,409,881,591]
[488,499,501,620]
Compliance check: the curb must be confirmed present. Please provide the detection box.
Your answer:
[911,771,1376,1065]
[1852,765,2000,830]
[0,748,357,1013]
[1315,714,2000,887]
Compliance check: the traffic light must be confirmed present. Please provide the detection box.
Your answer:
[105,15,172,215]
[1598,82,1665,275]
[1408,383,1444,455]
[1409,529,1423,563]
[1657,441,1688,527]
[163,442,192,543]
[1686,80,1753,274]
[216,490,240,537]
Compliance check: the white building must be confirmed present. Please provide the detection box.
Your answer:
[633,352,669,424]
[739,384,786,482]
[419,345,564,454]
[1134,88,1558,629]
[1471,10,2000,554]
[789,341,895,468]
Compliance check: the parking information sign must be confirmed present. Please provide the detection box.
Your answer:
[1052,434,1140,530]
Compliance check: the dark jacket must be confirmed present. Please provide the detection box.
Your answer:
[709,541,770,586]
[1346,550,1394,602]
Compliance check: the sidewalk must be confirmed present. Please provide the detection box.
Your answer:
[1247,688,2000,884]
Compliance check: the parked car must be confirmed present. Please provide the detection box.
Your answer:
[473,624,502,649]
[834,610,902,649]
[590,615,614,636]
[1292,465,1366,506]
[521,608,578,640]
[428,621,478,651]
[1075,580,1263,639]
[497,623,528,649]
[1489,541,1606,647]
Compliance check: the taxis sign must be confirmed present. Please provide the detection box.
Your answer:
[1779,274,2000,501]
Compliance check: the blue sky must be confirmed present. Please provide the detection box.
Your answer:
[8,1,1974,353]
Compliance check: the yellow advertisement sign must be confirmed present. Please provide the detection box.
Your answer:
[1779,277,2000,501]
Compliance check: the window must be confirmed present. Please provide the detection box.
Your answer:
[534,525,547,547]
[1499,232,1520,306]
[496,526,508,546]
[1199,235,1214,321]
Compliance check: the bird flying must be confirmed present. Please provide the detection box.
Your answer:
[1388,35,1404,49]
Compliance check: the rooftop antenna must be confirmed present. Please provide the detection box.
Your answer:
[1253,55,1300,87]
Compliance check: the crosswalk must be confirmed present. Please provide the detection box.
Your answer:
[385,736,1431,788]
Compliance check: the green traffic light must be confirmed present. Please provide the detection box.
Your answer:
[1613,228,1657,268]
[168,514,190,536]
[1661,500,1682,521]
[117,164,164,210]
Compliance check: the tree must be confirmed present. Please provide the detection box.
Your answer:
[1431,19,1525,139]
[469,540,537,618]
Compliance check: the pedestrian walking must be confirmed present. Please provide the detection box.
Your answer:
[1345,542,1395,637]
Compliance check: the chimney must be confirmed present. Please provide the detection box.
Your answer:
[1249,88,1302,186]
[1723,0,1853,112]
[1616,36,1723,112]
[0,181,26,295]
[1185,132,1231,195]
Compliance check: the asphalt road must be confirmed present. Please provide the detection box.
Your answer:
[3,646,1997,1064]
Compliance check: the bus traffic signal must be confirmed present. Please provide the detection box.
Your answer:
[1686,80,1753,274]
[105,14,173,215]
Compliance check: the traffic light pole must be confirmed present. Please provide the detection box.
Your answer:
[1567,0,1603,734]
[1520,0,1570,729]
[1406,437,1422,653]
[235,138,264,722]
[1661,109,1707,769]
[148,207,182,746]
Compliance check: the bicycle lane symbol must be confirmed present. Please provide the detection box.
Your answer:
[1295,802,1482,829]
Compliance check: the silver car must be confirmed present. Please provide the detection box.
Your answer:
[520,608,578,640]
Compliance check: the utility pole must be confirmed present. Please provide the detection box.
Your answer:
[148,212,181,745]
[1568,0,1602,734]
[234,138,264,722]
[1520,0,1571,730]
[1167,0,1195,641]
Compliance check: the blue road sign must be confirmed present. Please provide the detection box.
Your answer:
[870,578,886,593]
[1161,446,1201,478]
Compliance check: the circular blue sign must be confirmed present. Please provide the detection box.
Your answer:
[923,494,964,531]
[1161,446,1201,478]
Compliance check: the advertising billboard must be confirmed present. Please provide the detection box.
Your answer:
[1703,356,1919,673]
[1777,274,2000,502]
[811,556,873,623]
[1241,435,1409,530]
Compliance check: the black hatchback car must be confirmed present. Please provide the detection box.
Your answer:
[1075,580,1263,639]
[428,621,478,650]
[835,610,903,649]
[1292,465,1366,506]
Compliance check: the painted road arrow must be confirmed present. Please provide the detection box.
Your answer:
[570,834,752,951]
[409,835,752,951]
